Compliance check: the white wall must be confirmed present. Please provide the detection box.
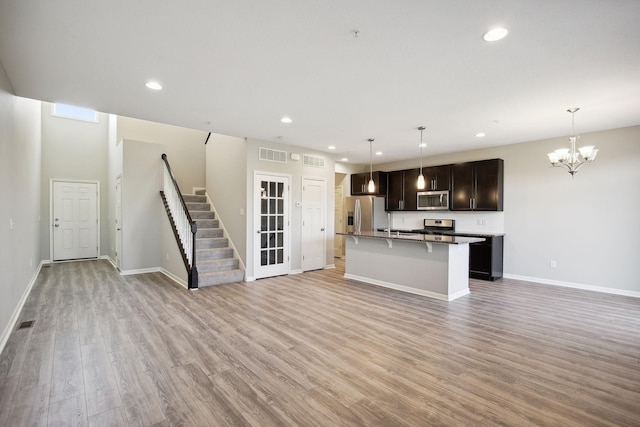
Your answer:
[376,126,640,293]
[120,139,166,272]
[205,133,247,265]
[40,102,110,259]
[117,116,207,193]
[244,139,336,278]
[0,60,42,350]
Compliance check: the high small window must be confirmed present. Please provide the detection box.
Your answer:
[51,103,99,122]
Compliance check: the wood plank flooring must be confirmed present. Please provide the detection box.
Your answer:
[1,259,639,426]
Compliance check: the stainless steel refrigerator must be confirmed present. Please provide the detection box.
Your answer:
[344,196,387,233]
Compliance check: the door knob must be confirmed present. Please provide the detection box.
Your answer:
[321,228,325,231]
[257,230,261,234]
[54,224,59,228]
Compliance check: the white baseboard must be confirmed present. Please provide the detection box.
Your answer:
[160,268,187,288]
[100,255,117,269]
[324,264,336,270]
[120,267,161,276]
[503,273,640,298]
[245,276,256,282]
[0,261,44,355]
[119,266,188,289]
[289,269,303,275]
[343,273,469,302]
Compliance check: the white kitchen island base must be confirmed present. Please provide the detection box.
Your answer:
[342,234,473,301]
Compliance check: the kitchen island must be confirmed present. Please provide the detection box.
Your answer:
[336,231,484,301]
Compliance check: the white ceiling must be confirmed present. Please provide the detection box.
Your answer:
[1,0,639,164]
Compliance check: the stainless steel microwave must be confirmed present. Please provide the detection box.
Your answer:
[417,190,450,210]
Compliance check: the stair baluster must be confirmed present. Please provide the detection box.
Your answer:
[160,153,198,289]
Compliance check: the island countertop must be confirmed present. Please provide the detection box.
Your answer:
[337,231,485,245]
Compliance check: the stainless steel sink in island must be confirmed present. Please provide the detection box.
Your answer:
[336,231,484,301]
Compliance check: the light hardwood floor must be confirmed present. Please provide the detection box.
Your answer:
[0,259,639,426]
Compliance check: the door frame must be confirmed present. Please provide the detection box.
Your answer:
[115,174,122,270]
[334,185,344,258]
[252,171,292,280]
[301,176,327,271]
[49,178,101,262]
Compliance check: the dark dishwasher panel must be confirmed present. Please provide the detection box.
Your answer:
[469,235,503,281]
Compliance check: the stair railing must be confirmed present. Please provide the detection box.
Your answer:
[160,153,198,289]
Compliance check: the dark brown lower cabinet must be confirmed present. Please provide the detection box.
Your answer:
[469,235,504,281]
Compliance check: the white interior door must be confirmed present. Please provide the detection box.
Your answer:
[53,181,98,261]
[115,176,122,269]
[334,185,343,258]
[302,178,326,271]
[254,173,289,279]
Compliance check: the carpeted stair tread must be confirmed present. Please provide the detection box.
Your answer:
[198,257,239,273]
[191,210,215,219]
[196,228,223,238]
[183,194,207,203]
[194,219,219,228]
[196,237,229,249]
[198,269,245,287]
[186,202,211,211]
[196,247,234,260]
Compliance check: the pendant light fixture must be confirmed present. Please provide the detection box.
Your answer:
[547,108,598,177]
[367,138,376,193]
[417,126,426,190]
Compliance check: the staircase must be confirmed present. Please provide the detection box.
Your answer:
[182,190,244,287]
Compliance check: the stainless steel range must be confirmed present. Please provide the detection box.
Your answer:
[412,218,455,234]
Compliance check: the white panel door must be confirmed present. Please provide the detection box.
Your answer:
[53,181,98,261]
[302,178,326,271]
[254,174,289,279]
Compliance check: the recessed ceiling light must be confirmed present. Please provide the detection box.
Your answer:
[483,27,508,42]
[145,81,162,90]
[375,151,383,156]
[475,132,486,138]
[328,145,336,150]
[341,157,349,162]
[281,117,292,123]
[418,143,427,148]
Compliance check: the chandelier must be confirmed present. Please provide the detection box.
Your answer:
[547,108,598,177]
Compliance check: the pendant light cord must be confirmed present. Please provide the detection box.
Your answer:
[419,126,424,174]
[368,138,374,180]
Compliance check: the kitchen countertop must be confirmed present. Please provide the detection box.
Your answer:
[377,228,505,238]
[337,231,485,245]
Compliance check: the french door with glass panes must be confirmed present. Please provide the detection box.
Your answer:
[254,173,289,279]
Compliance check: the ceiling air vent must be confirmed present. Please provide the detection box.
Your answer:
[303,154,325,168]
[259,147,287,163]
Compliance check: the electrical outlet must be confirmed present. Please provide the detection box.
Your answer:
[166,253,169,261]
[550,260,557,268]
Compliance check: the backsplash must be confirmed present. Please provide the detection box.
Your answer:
[390,211,504,234]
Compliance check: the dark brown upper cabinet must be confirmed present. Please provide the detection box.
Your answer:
[351,171,386,196]
[421,165,451,191]
[450,159,503,211]
[385,168,420,211]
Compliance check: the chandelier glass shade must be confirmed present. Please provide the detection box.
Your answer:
[547,108,598,177]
